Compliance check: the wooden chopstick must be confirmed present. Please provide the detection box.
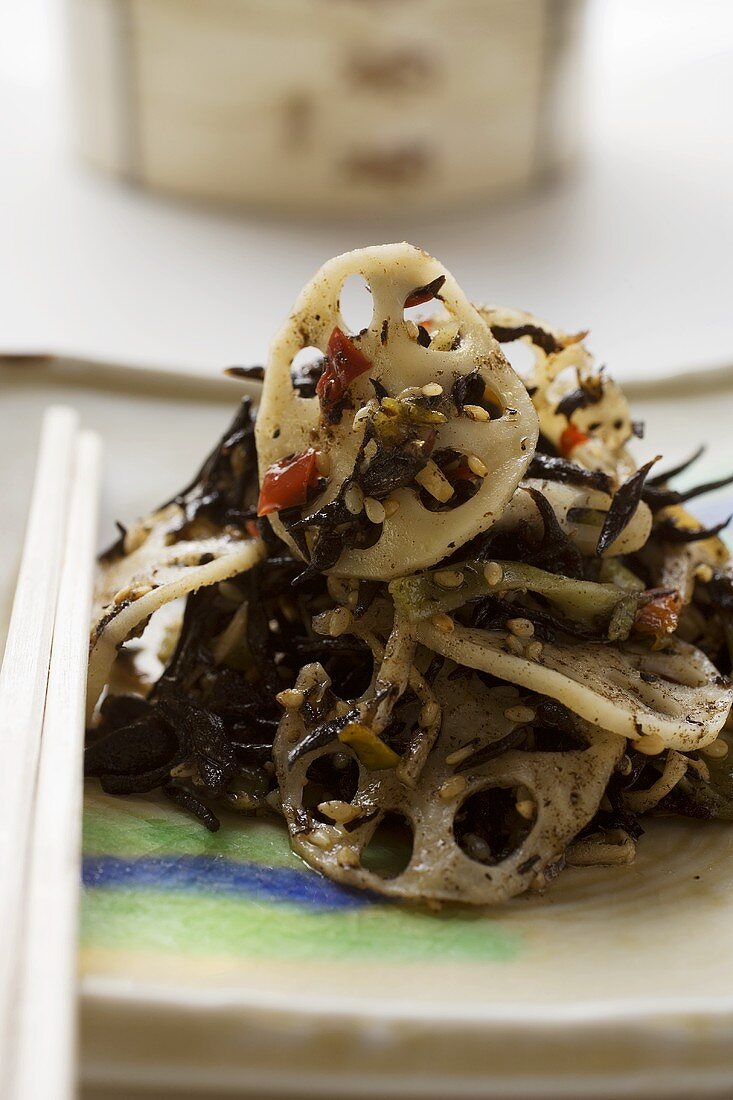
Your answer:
[10,430,102,1100]
[0,407,80,1089]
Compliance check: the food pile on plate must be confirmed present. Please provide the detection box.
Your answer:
[85,244,733,904]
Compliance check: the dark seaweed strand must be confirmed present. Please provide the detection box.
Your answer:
[98,397,258,561]
[286,413,434,582]
[164,784,221,832]
[287,703,365,767]
[523,486,585,577]
[88,550,376,823]
[404,274,446,306]
[642,471,733,511]
[647,446,705,487]
[555,386,603,419]
[653,516,732,544]
[472,594,601,642]
[283,422,380,581]
[596,458,659,557]
[704,571,733,613]
[99,521,128,563]
[527,452,612,494]
[456,729,527,771]
[225,364,265,382]
[489,323,563,356]
[164,398,259,535]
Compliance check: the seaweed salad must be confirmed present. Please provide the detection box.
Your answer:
[85,244,733,904]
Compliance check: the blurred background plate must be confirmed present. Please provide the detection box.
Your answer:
[3,361,733,1099]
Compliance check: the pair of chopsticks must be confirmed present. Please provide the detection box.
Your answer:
[0,407,102,1099]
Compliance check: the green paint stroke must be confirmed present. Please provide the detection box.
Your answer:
[82,788,519,964]
[81,888,518,964]
[83,791,301,870]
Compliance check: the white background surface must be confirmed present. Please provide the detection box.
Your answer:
[0,0,732,381]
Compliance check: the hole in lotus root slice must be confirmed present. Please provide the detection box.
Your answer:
[339,273,375,335]
[87,502,264,722]
[416,618,733,752]
[453,787,536,866]
[361,812,414,879]
[275,665,624,904]
[477,305,636,482]
[255,244,539,580]
[495,478,652,558]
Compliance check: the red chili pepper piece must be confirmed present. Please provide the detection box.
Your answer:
[404,275,446,309]
[633,589,683,642]
[257,449,320,516]
[559,424,590,457]
[245,519,260,539]
[316,327,372,411]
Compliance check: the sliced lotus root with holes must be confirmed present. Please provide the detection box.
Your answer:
[416,619,733,751]
[275,666,623,904]
[87,502,264,721]
[478,304,636,481]
[496,478,652,557]
[255,243,538,579]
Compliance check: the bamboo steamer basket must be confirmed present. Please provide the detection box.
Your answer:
[70,0,585,215]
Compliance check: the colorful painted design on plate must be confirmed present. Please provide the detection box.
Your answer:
[80,789,519,964]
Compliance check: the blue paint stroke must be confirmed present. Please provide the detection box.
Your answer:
[82,854,374,910]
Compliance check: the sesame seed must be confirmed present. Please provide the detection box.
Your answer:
[344,483,364,514]
[113,583,152,605]
[635,733,665,756]
[419,700,441,728]
[525,640,544,661]
[308,826,341,850]
[315,450,331,476]
[463,404,490,423]
[317,800,362,824]
[702,738,729,759]
[467,454,488,478]
[463,833,492,862]
[515,799,536,820]
[336,848,360,868]
[434,569,464,589]
[364,497,386,524]
[275,689,304,710]
[383,497,400,517]
[421,382,443,397]
[430,613,455,634]
[507,617,534,638]
[504,705,536,724]
[439,775,467,800]
[506,634,525,656]
[169,762,196,779]
[265,789,282,812]
[445,744,474,766]
[329,607,353,637]
[415,461,454,503]
[483,562,503,586]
